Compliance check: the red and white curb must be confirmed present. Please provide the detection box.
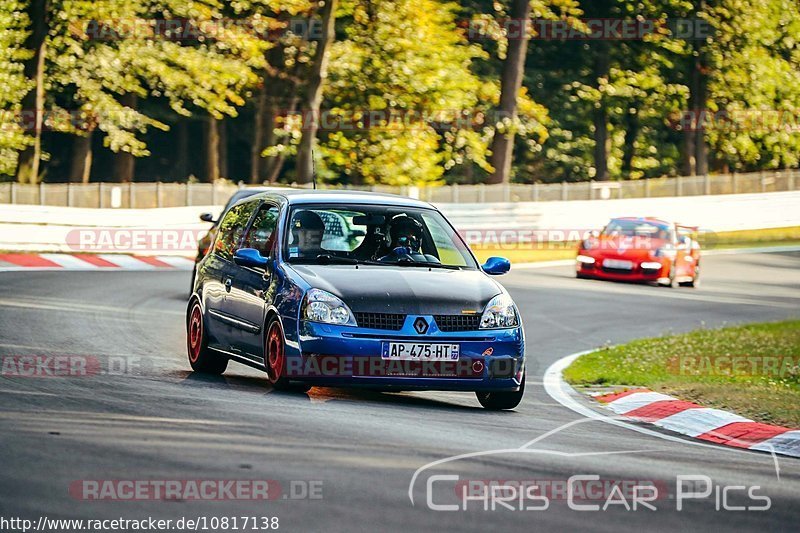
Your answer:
[543,350,800,461]
[594,389,800,458]
[0,253,194,271]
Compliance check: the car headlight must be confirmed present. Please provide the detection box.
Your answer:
[302,288,356,326]
[480,293,519,329]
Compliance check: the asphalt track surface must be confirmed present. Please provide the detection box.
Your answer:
[0,251,798,532]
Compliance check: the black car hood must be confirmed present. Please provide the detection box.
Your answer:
[286,264,503,315]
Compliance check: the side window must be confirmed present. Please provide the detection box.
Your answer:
[421,212,470,267]
[243,205,280,257]
[214,202,258,261]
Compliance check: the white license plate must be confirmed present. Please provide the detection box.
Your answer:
[603,259,634,270]
[381,342,460,361]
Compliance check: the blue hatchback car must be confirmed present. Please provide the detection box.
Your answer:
[187,190,526,409]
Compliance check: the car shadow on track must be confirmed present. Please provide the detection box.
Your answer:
[172,369,488,412]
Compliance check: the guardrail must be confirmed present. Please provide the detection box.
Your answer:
[1,191,798,255]
[0,169,797,208]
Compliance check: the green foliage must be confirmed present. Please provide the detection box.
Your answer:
[2,0,799,183]
[0,0,33,176]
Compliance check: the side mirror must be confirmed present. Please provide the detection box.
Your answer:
[199,212,216,223]
[234,248,270,269]
[482,256,511,275]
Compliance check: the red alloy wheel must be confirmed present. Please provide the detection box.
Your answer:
[188,303,203,363]
[266,321,285,383]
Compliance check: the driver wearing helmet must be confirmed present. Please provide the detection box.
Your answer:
[378,213,440,264]
[289,210,325,258]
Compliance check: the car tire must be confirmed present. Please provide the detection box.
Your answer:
[187,300,228,374]
[658,262,677,288]
[264,317,312,393]
[476,373,525,410]
[680,262,700,288]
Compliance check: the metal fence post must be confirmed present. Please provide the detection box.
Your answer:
[156,182,163,208]
[10,182,16,204]
[533,182,539,202]
[704,174,710,195]
[452,183,459,203]
[676,176,682,196]
[644,178,650,197]
[211,182,217,205]
[731,173,737,194]
[789,169,796,191]
[98,183,104,208]
[478,183,486,203]
[185,182,191,206]
[39,181,45,205]
[588,180,593,200]
[760,170,766,193]
[503,183,510,202]
[129,181,135,208]
[561,181,568,201]
[67,182,73,207]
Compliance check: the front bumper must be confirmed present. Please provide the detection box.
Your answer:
[576,255,669,282]
[282,317,525,391]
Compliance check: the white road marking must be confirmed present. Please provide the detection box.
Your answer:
[542,351,771,458]
[750,431,800,457]
[605,392,675,413]
[96,254,156,269]
[39,254,99,269]
[653,408,752,437]
[154,256,195,269]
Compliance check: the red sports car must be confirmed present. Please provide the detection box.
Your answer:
[575,217,700,287]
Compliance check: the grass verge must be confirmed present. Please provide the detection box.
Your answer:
[470,225,800,264]
[563,320,800,427]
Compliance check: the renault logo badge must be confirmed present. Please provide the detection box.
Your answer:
[413,317,429,334]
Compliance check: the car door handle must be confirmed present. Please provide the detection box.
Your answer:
[224,277,232,292]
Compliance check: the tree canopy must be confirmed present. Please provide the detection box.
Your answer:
[0,0,798,185]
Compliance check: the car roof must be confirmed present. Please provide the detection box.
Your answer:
[611,216,672,226]
[245,189,436,209]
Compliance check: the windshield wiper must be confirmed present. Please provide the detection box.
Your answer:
[392,258,462,270]
[314,254,362,265]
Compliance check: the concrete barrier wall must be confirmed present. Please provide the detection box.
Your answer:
[1,191,798,255]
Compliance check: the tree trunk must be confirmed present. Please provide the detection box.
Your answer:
[250,84,266,183]
[111,94,137,182]
[266,95,299,183]
[295,0,338,184]
[592,42,610,181]
[487,0,532,185]
[15,0,49,184]
[693,55,709,176]
[688,0,708,176]
[218,119,228,179]
[205,116,220,183]
[681,119,696,176]
[176,119,188,181]
[621,107,638,179]
[69,132,93,183]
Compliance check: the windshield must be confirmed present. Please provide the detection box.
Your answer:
[602,219,673,240]
[283,204,477,269]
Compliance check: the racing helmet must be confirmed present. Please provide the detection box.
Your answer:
[387,213,423,252]
[291,210,325,249]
